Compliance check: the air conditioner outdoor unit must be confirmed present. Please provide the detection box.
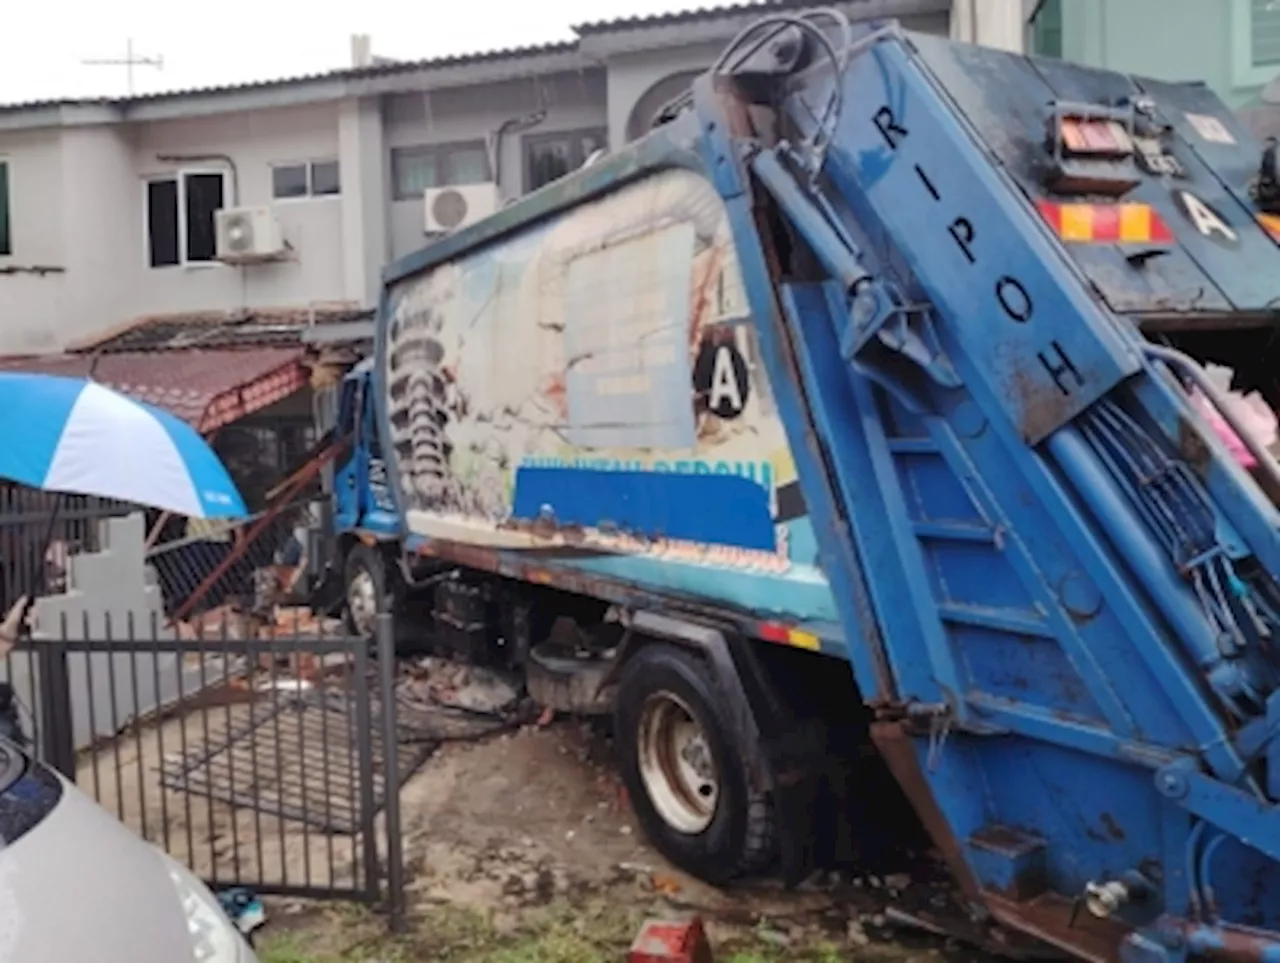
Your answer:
[424,183,500,234]
[215,205,287,263]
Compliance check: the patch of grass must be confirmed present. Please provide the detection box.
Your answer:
[254,899,910,963]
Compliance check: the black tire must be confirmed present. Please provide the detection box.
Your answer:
[343,542,394,638]
[614,643,776,885]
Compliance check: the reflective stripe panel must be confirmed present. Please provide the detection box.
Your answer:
[1037,201,1173,244]
[758,622,822,651]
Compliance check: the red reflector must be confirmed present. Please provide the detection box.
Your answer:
[1060,118,1132,156]
[758,622,790,643]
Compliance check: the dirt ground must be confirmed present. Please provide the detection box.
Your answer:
[247,719,989,963]
[69,655,996,962]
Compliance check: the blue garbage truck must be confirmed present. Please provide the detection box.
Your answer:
[328,10,1280,960]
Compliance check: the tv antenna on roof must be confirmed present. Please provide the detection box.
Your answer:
[82,38,164,96]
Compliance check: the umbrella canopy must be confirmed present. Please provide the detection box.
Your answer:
[0,372,247,519]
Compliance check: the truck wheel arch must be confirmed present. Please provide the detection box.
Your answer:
[603,610,824,885]
[614,641,776,882]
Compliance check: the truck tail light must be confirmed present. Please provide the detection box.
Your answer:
[1060,118,1134,157]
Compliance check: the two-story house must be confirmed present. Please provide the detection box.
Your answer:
[1029,0,1280,111]
[0,0,951,359]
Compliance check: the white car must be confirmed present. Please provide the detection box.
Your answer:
[0,738,258,962]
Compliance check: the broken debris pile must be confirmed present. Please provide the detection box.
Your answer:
[175,603,345,641]
[395,656,528,743]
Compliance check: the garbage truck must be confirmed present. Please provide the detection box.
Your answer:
[328,9,1280,960]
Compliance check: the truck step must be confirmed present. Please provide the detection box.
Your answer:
[967,825,1048,902]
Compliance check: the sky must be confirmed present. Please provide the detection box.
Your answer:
[1,0,719,104]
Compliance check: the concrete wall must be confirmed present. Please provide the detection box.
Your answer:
[60,126,139,351]
[1060,0,1271,109]
[0,129,68,353]
[339,97,389,306]
[12,515,216,756]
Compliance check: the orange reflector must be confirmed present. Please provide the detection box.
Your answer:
[759,622,821,651]
[1260,212,1280,244]
[1038,201,1173,244]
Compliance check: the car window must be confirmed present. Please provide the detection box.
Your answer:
[0,743,61,848]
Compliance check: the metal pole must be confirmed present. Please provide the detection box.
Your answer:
[36,638,74,777]
[352,637,381,904]
[375,611,405,932]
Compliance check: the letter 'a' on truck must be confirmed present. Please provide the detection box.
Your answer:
[327,8,1280,960]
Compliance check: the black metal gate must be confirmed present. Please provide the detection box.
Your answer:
[6,613,411,924]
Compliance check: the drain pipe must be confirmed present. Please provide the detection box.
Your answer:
[488,88,547,197]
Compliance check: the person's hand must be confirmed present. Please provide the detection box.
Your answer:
[0,595,29,657]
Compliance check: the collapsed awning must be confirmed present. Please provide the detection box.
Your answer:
[0,348,310,434]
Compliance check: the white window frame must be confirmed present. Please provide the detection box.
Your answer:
[270,158,340,202]
[142,168,230,270]
[1232,0,1280,89]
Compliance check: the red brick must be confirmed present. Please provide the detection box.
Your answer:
[627,917,713,963]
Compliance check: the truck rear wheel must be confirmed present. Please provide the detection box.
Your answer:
[614,643,776,884]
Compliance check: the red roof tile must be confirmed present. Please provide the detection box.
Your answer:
[0,347,309,432]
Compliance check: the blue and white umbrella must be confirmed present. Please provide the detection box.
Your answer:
[0,373,247,519]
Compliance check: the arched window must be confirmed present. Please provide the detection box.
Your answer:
[625,70,704,142]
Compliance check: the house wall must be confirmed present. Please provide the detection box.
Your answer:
[1059,0,1274,109]
[0,103,351,354]
[0,128,68,353]
[605,42,723,150]
[130,101,347,316]
[60,125,137,350]
[383,71,607,260]
[339,97,389,306]
[0,3,952,356]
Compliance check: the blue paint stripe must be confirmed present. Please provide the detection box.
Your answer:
[511,466,776,552]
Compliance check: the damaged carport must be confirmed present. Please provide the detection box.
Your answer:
[0,308,364,619]
[0,308,441,920]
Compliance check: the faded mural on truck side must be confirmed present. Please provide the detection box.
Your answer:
[383,168,811,572]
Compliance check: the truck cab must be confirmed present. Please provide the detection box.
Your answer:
[331,360,402,635]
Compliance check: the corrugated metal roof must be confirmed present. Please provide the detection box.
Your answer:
[0,40,579,113]
[72,306,374,354]
[0,0,840,113]
[575,0,819,33]
[0,348,310,431]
